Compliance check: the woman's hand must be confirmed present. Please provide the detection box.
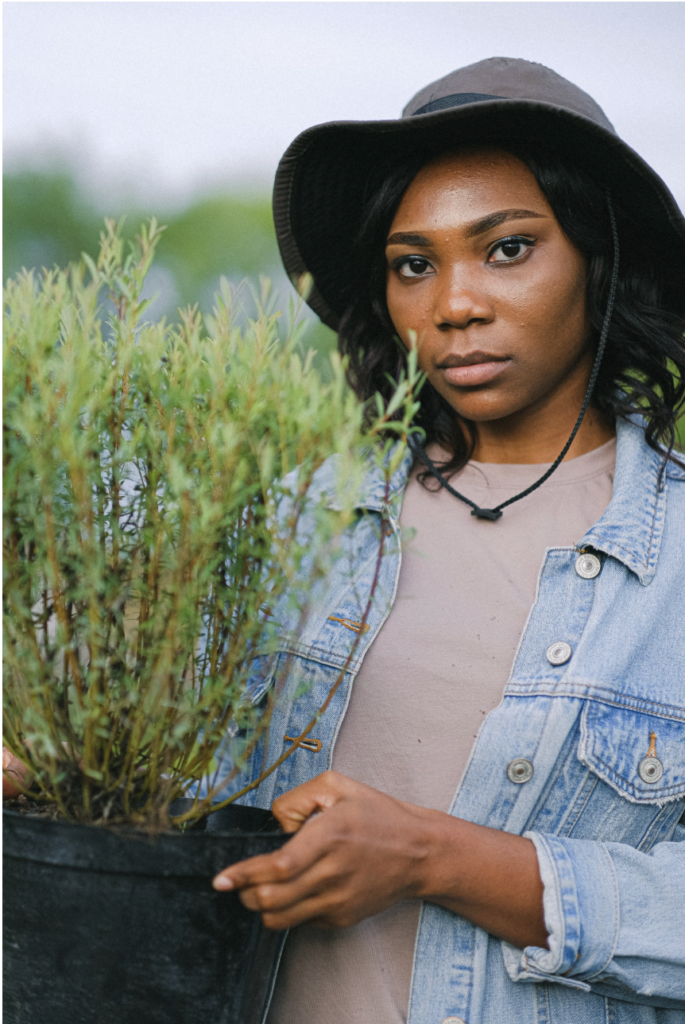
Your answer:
[213,771,549,949]
[214,772,432,929]
[2,747,31,799]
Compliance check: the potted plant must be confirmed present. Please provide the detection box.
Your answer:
[2,220,421,1024]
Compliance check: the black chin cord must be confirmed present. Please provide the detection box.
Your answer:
[409,192,620,521]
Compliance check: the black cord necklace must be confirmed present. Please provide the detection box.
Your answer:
[409,193,620,521]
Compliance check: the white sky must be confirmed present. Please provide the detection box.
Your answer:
[4,1,685,210]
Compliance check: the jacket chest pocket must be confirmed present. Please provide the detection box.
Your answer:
[558,700,685,849]
[578,701,685,804]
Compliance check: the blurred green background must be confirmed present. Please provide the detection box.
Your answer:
[3,166,339,374]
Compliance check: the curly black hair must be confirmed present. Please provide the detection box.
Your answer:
[337,142,685,477]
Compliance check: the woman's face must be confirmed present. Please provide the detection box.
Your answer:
[385,148,592,427]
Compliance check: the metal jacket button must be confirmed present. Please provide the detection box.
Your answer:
[441,1018,467,1024]
[507,758,534,784]
[638,756,664,783]
[546,641,572,665]
[575,552,601,579]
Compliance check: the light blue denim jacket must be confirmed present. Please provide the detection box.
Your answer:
[212,416,685,1024]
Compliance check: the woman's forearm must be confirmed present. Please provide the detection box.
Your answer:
[416,808,549,950]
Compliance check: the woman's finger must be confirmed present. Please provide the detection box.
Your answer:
[213,820,328,891]
[233,838,351,914]
[270,769,355,833]
[213,850,293,891]
[250,886,361,931]
[2,748,30,799]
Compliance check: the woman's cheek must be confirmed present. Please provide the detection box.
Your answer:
[388,298,434,357]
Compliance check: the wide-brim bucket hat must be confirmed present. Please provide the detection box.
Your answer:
[273,57,685,331]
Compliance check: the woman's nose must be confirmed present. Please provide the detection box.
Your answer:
[432,269,494,331]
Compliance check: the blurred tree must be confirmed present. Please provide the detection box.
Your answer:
[157,194,280,305]
[3,168,280,287]
[3,170,102,278]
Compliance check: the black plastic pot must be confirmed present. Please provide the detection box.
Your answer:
[3,803,287,1024]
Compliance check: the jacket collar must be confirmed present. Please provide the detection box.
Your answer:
[578,415,667,586]
[317,443,414,517]
[323,416,668,585]
[355,444,415,514]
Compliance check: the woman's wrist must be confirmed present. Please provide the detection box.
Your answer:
[414,808,549,951]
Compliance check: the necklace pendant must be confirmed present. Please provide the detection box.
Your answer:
[471,507,503,521]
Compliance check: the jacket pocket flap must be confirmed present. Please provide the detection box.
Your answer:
[579,701,685,804]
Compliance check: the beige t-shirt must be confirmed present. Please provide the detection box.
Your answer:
[268,439,617,1024]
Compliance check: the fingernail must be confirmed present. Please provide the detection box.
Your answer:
[213,875,234,891]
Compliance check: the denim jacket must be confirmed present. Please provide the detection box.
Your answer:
[212,416,685,1024]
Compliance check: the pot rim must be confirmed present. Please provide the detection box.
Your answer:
[2,807,285,878]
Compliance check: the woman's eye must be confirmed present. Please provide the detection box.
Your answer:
[397,256,433,278]
[488,237,534,263]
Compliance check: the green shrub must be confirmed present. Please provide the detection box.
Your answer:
[3,219,422,827]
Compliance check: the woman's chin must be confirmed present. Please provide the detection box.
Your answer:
[438,390,528,425]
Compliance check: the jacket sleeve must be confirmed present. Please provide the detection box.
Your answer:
[501,825,685,1009]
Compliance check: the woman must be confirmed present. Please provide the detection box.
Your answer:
[6,56,679,1024]
[211,57,685,1024]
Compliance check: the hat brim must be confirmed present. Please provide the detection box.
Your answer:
[273,98,685,331]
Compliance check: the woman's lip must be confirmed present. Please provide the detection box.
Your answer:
[442,359,511,387]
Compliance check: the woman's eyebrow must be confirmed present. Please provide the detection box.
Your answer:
[386,232,432,247]
[466,208,547,238]
[386,210,548,248]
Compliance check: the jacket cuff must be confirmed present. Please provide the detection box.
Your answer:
[502,832,620,990]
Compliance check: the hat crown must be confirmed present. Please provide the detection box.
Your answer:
[402,57,615,133]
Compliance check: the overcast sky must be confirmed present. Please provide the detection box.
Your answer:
[4,1,685,210]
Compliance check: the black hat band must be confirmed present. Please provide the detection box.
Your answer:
[412,93,505,116]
